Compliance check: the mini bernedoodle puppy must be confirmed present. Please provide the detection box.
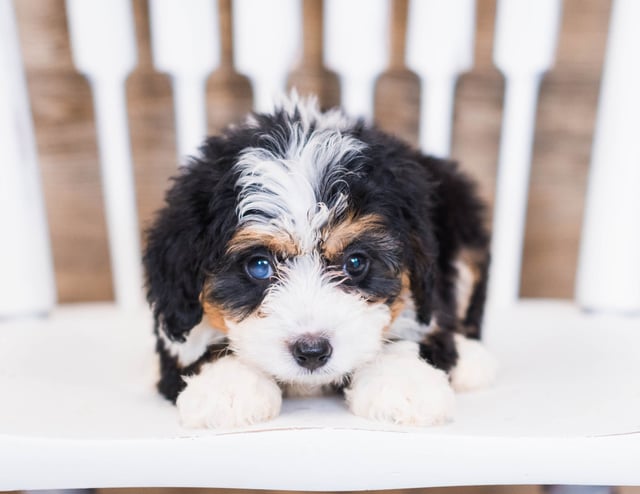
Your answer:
[144,95,497,429]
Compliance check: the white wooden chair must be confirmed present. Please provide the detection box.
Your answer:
[1,0,639,491]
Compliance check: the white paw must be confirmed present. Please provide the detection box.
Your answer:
[450,335,498,392]
[345,341,455,426]
[176,356,282,429]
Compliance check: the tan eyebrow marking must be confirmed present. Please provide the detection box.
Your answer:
[226,226,301,258]
[321,213,390,260]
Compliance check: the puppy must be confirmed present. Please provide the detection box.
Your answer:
[143,95,497,429]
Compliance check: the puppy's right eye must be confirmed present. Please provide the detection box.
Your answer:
[245,256,274,281]
[343,252,370,281]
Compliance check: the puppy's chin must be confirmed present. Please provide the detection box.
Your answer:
[279,371,348,397]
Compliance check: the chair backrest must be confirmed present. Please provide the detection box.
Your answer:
[1,0,639,318]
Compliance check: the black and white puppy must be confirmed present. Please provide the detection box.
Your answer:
[144,95,497,428]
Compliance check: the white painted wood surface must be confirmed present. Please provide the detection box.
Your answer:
[66,0,143,309]
[576,0,640,314]
[406,0,476,157]
[488,0,562,310]
[324,0,389,121]
[149,0,220,162]
[233,0,301,113]
[1,302,639,490]
[0,0,56,317]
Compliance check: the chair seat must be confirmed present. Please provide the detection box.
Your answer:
[1,301,639,490]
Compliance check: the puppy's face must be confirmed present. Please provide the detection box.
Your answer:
[145,100,439,392]
[200,121,410,388]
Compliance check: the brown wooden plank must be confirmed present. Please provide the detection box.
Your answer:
[15,0,113,303]
[128,0,178,235]
[520,0,611,298]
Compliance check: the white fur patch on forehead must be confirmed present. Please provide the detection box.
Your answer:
[246,91,356,133]
[276,92,357,132]
[234,100,365,252]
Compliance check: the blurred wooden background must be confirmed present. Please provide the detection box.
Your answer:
[14,0,611,304]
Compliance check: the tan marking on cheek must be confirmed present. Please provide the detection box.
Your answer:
[322,213,388,260]
[201,300,230,333]
[199,287,234,333]
[385,272,411,331]
[227,227,301,257]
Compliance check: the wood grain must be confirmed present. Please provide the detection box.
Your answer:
[15,0,612,302]
[15,0,113,302]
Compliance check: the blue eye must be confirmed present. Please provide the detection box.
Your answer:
[245,256,274,280]
[343,253,369,280]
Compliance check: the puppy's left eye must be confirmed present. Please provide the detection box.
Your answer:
[343,253,370,281]
[245,256,274,281]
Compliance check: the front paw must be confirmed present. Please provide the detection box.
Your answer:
[345,341,455,426]
[176,356,282,429]
[450,334,498,392]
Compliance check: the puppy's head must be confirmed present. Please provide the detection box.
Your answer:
[144,96,438,387]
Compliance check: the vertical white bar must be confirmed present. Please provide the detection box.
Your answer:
[406,0,476,156]
[488,0,562,310]
[576,0,640,313]
[91,81,143,309]
[0,0,56,317]
[149,0,220,162]
[418,75,457,158]
[233,0,301,113]
[171,76,208,161]
[488,76,541,308]
[66,0,143,309]
[324,0,389,121]
[339,75,377,123]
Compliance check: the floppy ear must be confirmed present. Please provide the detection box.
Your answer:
[143,139,239,342]
[352,137,441,327]
[144,204,204,341]
[382,154,439,327]
[409,153,490,331]
[406,226,438,326]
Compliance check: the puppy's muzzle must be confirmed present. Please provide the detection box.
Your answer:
[290,335,333,371]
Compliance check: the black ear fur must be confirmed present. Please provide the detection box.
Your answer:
[144,205,205,342]
[143,138,240,342]
[407,235,437,325]
[353,126,486,329]
[416,154,490,330]
[347,127,442,327]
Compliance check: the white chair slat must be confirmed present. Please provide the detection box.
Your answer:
[488,0,562,310]
[493,0,562,76]
[406,0,476,157]
[66,0,143,309]
[0,0,56,317]
[576,0,640,313]
[66,0,137,79]
[149,0,221,162]
[324,0,389,121]
[233,0,301,113]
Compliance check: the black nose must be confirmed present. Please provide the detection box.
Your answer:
[291,336,333,371]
